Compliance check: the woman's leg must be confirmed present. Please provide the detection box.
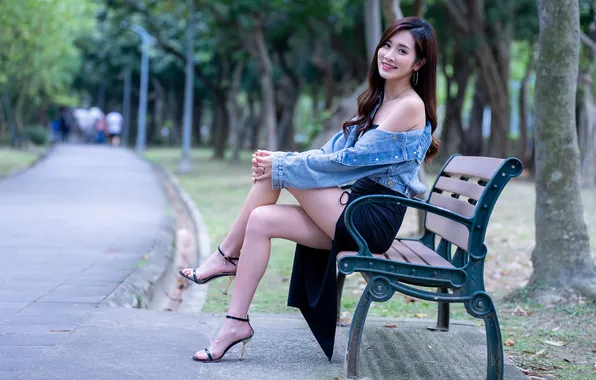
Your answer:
[194,184,347,360]
[181,179,281,281]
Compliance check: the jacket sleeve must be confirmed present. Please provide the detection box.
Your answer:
[271,130,409,190]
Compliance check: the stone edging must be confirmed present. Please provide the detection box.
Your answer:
[151,163,212,313]
[100,205,176,308]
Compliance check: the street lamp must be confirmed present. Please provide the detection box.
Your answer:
[130,24,154,152]
[179,0,195,173]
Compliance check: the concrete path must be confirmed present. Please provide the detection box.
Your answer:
[0,145,166,379]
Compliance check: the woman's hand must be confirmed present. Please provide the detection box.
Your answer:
[251,151,275,182]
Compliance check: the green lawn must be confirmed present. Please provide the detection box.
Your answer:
[146,147,596,379]
[0,147,41,176]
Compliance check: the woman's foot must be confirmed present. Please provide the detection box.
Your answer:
[193,315,254,362]
[180,246,239,284]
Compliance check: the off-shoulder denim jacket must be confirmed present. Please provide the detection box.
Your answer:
[271,100,432,198]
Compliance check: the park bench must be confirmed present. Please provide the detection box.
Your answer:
[336,154,523,380]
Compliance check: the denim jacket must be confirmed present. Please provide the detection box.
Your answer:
[271,100,432,198]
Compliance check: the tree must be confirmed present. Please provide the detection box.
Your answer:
[528,0,596,301]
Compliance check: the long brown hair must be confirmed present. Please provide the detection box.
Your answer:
[342,17,439,161]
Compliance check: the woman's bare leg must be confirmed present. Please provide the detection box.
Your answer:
[181,179,281,281]
[194,183,347,360]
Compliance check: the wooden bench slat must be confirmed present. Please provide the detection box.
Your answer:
[443,156,504,181]
[385,241,428,265]
[434,176,485,200]
[400,240,453,267]
[425,193,473,250]
[337,241,454,269]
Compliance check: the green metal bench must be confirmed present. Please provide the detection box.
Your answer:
[336,154,523,380]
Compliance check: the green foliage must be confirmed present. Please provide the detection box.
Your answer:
[23,125,48,146]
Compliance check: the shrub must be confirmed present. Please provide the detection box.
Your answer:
[24,125,48,146]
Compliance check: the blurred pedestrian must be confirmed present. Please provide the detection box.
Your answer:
[106,111,123,146]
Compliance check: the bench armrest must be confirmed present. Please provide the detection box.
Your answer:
[343,194,473,257]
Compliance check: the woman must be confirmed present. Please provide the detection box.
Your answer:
[180,16,439,362]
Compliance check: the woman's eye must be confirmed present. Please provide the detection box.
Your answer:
[383,42,390,48]
[399,49,407,54]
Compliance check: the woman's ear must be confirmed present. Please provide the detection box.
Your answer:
[415,58,426,71]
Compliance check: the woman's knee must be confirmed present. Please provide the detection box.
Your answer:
[246,205,276,237]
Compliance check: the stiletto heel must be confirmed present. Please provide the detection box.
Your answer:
[221,276,234,295]
[179,246,240,286]
[193,315,255,362]
[239,338,251,360]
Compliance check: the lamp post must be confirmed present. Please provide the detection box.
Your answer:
[179,0,196,173]
[122,66,131,147]
[130,24,154,152]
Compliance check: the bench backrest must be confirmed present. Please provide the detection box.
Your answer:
[424,155,523,252]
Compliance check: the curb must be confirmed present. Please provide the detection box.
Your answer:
[100,208,176,308]
[0,145,55,181]
[151,163,211,313]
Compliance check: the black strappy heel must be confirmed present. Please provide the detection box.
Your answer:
[178,246,239,294]
[192,315,254,362]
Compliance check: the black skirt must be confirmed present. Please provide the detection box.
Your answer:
[287,177,407,360]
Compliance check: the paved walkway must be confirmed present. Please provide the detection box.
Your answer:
[0,145,527,380]
[0,145,166,379]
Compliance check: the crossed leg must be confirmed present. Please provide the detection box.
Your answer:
[180,179,281,281]
[193,181,347,360]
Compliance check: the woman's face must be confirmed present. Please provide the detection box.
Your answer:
[377,30,420,82]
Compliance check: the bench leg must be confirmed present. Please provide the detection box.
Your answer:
[484,309,504,380]
[465,293,503,380]
[345,285,373,379]
[427,287,450,332]
[336,273,346,325]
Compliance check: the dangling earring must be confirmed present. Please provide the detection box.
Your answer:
[413,71,419,86]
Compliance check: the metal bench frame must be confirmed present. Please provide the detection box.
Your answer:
[337,154,523,380]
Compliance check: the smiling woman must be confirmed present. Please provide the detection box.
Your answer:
[178,16,440,364]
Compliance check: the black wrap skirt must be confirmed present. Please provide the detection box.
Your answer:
[287,177,407,360]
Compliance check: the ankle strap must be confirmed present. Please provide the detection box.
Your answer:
[218,246,238,266]
[226,314,249,322]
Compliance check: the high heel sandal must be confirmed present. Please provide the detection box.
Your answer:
[178,246,239,294]
[192,315,254,362]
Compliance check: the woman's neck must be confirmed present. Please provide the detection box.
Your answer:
[383,79,412,101]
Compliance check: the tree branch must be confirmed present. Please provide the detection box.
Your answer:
[580,31,596,53]
[444,0,470,34]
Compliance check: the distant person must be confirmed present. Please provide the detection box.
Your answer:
[58,107,70,142]
[95,116,107,144]
[106,111,123,146]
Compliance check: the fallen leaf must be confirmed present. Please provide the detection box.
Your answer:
[338,317,351,326]
[414,313,428,319]
[543,340,567,347]
[384,323,398,328]
[512,305,531,317]
[49,329,70,333]
[504,339,516,346]
[534,348,547,357]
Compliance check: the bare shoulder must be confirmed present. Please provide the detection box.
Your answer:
[378,95,426,133]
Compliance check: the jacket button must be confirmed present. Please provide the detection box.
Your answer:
[388,181,393,186]
[392,136,397,140]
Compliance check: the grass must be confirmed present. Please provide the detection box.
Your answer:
[0,147,41,176]
[146,147,596,379]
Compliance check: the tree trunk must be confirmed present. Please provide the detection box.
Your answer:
[462,76,487,156]
[365,0,383,60]
[518,52,535,172]
[529,0,596,301]
[243,15,277,151]
[212,94,229,160]
[381,0,403,27]
[152,79,165,145]
[192,97,202,147]
[578,74,596,187]
[228,61,245,162]
[445,1,512,159]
